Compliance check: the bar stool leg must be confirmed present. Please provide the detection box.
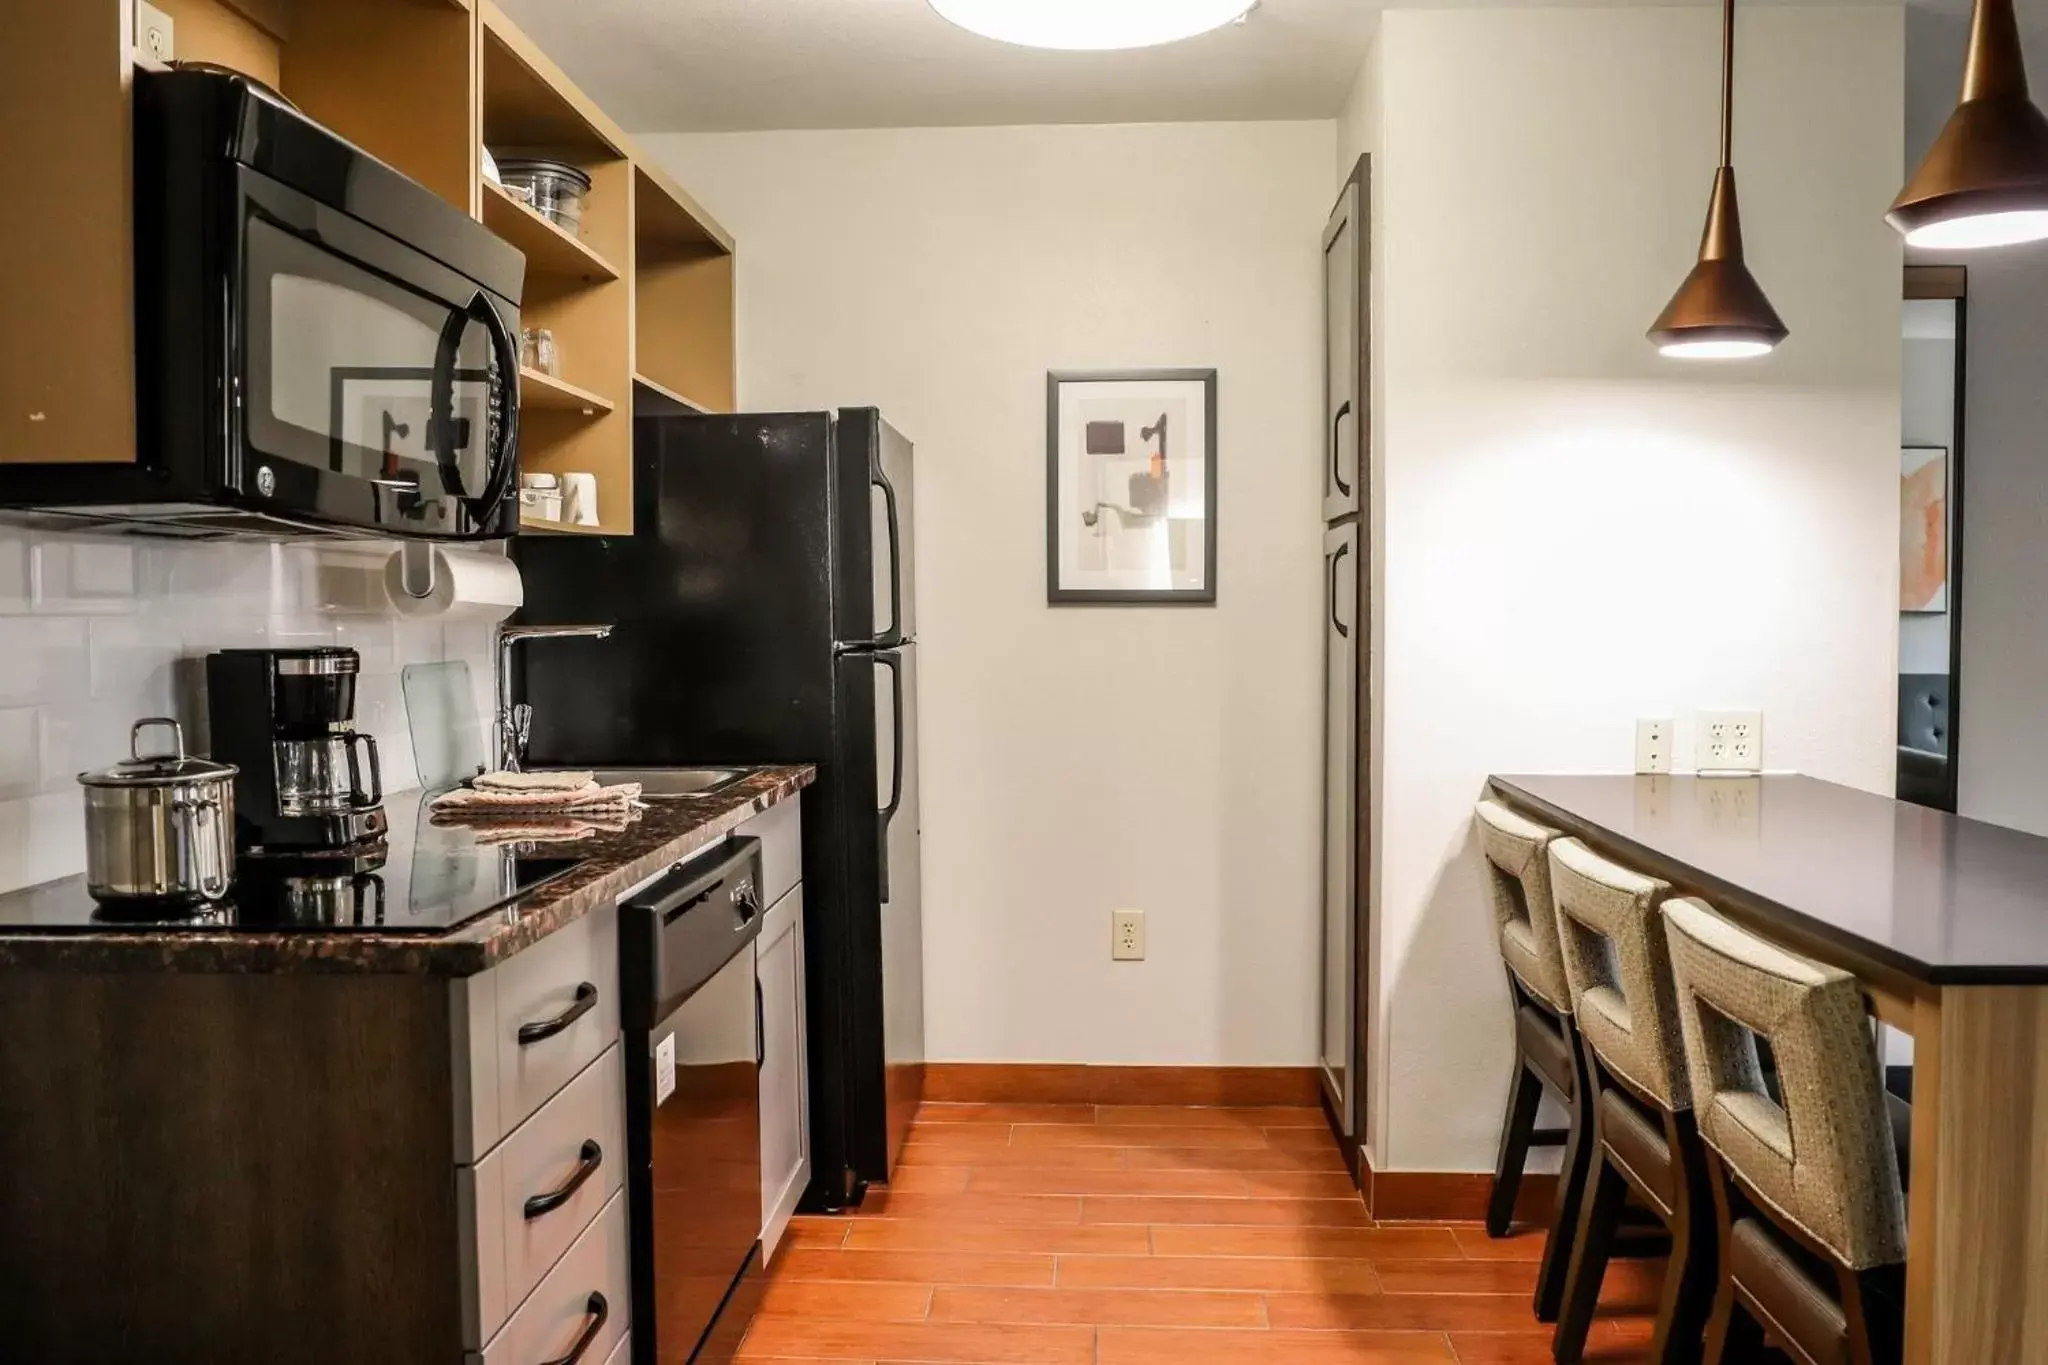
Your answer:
[1488,1059,1544,1238]
[1648,1118,1717,1365]
[1552,1143,1626,1361]
[1533,1026,1595,1323]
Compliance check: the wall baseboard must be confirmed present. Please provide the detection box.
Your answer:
[922,1063,1320,1107]
[1360,1157,1556,1225]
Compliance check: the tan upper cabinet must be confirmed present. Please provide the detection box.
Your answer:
[0,0,734,539]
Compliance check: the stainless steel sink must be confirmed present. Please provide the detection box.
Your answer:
[537,767,748,798]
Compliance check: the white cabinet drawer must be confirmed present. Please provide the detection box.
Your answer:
[496,911,621,1140]
[477,1189,629,1365]
[603,1333,630,1365]
[758,886,809,1260]
[463,1045,627,1347]
[739,799,801,911]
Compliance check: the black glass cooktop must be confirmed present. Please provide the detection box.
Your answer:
[0,789,588,934]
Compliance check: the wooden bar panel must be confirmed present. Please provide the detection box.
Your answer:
[1929,986,2048,1363]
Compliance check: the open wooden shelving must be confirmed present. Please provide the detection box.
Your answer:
[5,0,734,540]
[632,372,711,417]
[519,368,615,415]
[478,1,735,537]
[479,181,619,283]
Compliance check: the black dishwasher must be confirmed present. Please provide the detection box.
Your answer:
[622,837,765,1365]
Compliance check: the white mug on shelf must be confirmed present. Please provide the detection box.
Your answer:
[561,472,599,527]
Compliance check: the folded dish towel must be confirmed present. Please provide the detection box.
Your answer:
[472,770,596,794]
[429,773,644,814]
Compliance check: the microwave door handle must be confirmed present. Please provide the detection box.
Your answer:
[467,291,521,518]
[426,291,522,518]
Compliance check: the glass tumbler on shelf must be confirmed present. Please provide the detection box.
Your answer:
[519,328,560,378]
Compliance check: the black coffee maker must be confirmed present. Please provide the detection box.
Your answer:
[206,648,388,856]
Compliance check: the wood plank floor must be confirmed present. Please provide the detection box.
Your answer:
[739,1102,1662,1363]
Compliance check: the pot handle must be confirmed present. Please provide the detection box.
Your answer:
[193,799,230,901]
[132,717,188,764]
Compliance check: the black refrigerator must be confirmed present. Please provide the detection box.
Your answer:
[514,408,924,1209]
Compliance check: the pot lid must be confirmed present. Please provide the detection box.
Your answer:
[79,718,238,788]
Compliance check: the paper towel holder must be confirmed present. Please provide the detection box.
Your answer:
[397,542,438,600]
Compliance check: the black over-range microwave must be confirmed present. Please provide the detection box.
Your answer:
[0,67,525,539]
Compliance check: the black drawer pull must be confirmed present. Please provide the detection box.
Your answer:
[538,1291,608,1365]
[524,1140,603,1221]
[517,982,598,1046]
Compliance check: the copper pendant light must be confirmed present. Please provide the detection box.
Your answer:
[1890,0,2048,249]
[1648,0,1787,359]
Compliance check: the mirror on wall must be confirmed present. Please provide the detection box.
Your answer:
[1898,268,1965,811]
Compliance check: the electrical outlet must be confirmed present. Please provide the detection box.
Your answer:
[1635,718,1673,774]
[1111,908,1145,961]
[135,0,175,64]
[1696,709,1763,774]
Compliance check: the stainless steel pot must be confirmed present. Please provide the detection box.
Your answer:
[79,719,238,906]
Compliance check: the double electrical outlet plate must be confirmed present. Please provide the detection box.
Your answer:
[1636,711,1763,775]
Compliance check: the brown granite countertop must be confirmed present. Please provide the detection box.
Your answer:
[0,765,813,977]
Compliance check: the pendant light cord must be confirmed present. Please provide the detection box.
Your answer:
[1719,0,1735,169]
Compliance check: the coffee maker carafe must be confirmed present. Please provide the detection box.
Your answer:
[206,649,388,854]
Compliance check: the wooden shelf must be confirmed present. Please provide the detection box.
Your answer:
[480,180,618,282]
[519,514,608,535]
[632,372,713,416]
[520,368,615,415]
[635,163,734,257]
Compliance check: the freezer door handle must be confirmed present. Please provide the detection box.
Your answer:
[1331,401,1354,499]
[876,651,905,902]
[1329,540,1351,639]
[874,467,905,648]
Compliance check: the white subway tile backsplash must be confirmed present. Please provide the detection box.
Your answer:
[0,708,38,799]
[33,540,140,615]
[0,618,91,708]
[0,526,502,895]
[0,790,88,893]
[0,539,29,614]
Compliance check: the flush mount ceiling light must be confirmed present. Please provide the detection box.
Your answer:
[927,0,1257,51]
[1648,0,1788,360]
[1890,0,2048,249]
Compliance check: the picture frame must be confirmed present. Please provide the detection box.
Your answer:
[1901,443,1950,614]
[1045,368,1218,604]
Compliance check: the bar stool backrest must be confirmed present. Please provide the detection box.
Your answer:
[1662,897,1907,1270]
[1549,838,1687,1110]
[1474,799,1571,1014]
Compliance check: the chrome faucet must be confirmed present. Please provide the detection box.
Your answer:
[494,624,613,772]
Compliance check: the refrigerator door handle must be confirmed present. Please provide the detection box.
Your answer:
[874,468,906,649]
[1331,400,1354,500]
[1329,541,1351,639]
[875,650,905,902]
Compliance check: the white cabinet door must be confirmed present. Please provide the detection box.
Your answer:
[758,885,809,1259]
[1320,522,1359,1132]
[1322,181,1362,522]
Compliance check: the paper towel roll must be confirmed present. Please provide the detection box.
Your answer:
[383,546,524,622]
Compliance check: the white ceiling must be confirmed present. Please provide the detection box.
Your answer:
[497,0,1921,135]
[494,0,1380,132]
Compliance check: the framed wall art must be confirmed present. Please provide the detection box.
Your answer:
[1046,368,1217,604]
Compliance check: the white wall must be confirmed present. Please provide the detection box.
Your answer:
[1367,6,1903,1169]
[0,528,495,894]
[1907,3,2048,835]
[643,122,1334,1065]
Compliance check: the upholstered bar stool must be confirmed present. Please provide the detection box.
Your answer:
[1474,798,1590,1323]
[1546,839,1715,1365]
[1662,898,1909,1365]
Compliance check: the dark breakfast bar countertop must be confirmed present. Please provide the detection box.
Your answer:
[1490,772,2048,987]
[0,765,814,977]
